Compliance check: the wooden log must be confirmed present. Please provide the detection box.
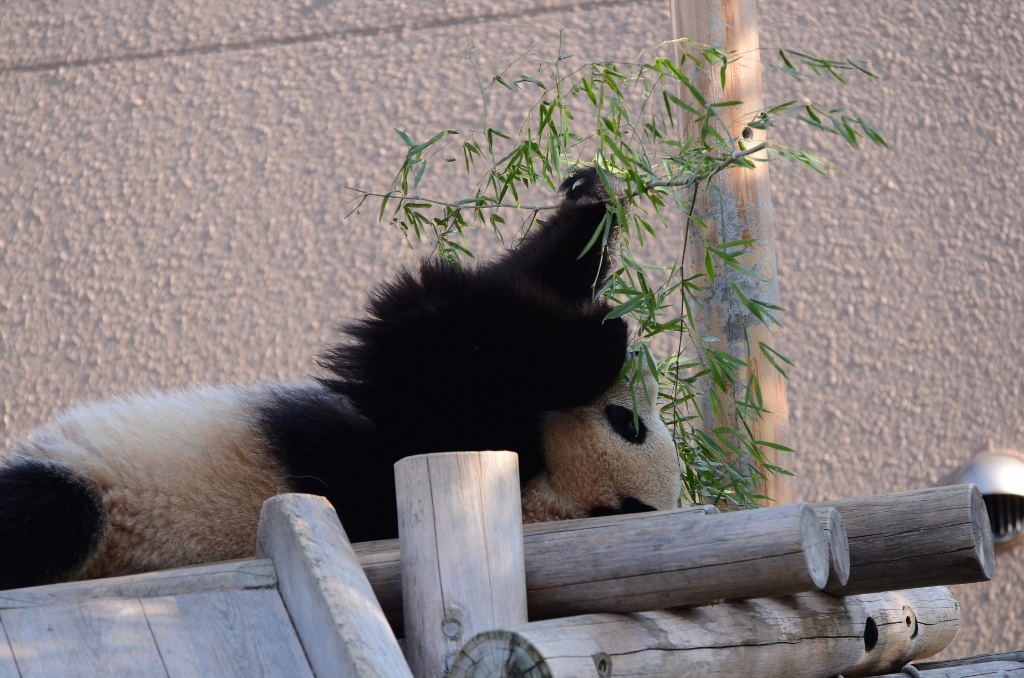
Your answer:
[356,503,716,630]
[395,451,527,678]
[139,589,314,677]
[356,503,829,635]
[0,558,276,610]
[816,506,851,589]
[447,587,960,678]
[814,484,995,595]
[903,649,1024,672]
[522,501,829,619]
[257,493,411,678]
[876,660,1024,677]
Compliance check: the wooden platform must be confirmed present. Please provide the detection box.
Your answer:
[0,559,312,677]
[0,495,411,678]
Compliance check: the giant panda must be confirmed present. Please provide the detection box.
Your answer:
[0,167,682,591]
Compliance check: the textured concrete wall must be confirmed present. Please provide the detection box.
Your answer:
[1,0,1022,658]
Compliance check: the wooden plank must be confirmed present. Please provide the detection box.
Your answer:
[909,649,1024,671]
[876,660,1024,677]
[448,587,961,678]
[395,451,528,678]
[815,485,995,595]
[815,507,851,588]
[141,589,313,678]
[351,504,719,634]
[0,619,20,678]
[1,598,166,678]
[257,493,411,678]
[0,559,276,610]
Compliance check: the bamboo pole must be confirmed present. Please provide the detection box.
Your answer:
[394,451,527,678]
[447,587,960,678]
[256,494,411,678]
[814,484,996,595]
[355,503,829,635]
[670,0,792,505]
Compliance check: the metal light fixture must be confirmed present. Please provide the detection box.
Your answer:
[941,447,1024,546]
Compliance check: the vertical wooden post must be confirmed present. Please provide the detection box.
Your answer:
[395,451,528,678]
[670,0,792,505]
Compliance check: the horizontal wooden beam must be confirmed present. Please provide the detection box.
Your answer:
[876,650,1024,677]
[878,660,1024,677]
[814,484,995,595]
[448,586,961,678]
[0,558,276,610]
[354,503,830,634]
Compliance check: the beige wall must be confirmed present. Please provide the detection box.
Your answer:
[2,0,1022,658]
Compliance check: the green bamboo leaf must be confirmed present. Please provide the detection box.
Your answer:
[395,128,415,147]
[605,295,647,319]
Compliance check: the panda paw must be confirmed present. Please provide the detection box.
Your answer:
[557,166,623,206]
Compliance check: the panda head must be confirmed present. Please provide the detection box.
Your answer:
[521,366,682,522]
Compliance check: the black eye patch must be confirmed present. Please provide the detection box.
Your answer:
[604,404,647,445]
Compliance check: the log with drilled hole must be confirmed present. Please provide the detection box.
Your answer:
[446,586,961,678]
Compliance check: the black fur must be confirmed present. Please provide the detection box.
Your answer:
[254,384,401,543]
[262,167,629,541]
[589,496,657,518]
[0,458,106,590]
[605,404,648,445]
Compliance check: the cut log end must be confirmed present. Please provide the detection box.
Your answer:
[969,484,996,580]
[815,507,851,588]
[449,630,597,678]
[800,503,832,590]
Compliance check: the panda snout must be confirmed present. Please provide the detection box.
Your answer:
[588,496,657,518]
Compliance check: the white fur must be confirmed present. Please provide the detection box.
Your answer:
[521,372,682,522]
[4,385,292,579]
